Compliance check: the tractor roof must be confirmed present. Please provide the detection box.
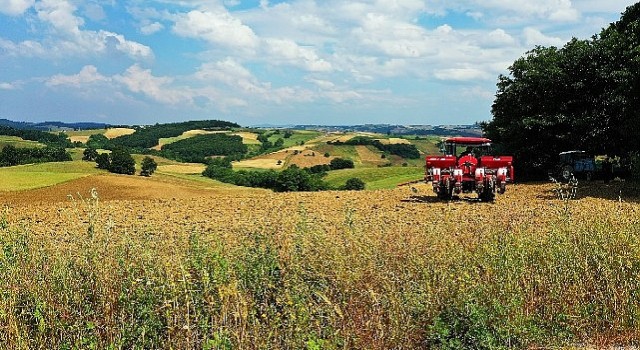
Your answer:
[444,137,492,145]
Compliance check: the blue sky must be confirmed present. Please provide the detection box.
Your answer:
[0,0,635,126]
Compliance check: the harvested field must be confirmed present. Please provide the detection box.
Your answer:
[2,180,640,348]
[233,146,309,169]
[375,137,411,144]
[233,158,285,169]
[0,173,237,206]
[286,149,333,168]
[68,135,89,143]
[231,131,261,145]
[355,145,386,166]
[157,163,206,174]
[103,127,135,138]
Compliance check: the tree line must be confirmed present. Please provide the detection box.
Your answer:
[328,137,421,159]
[483,3,640,179]
[0,145,71,167]
[202,157,363,191]
[110,120,240,149]
[160,134,247,163]
[0,126,72,148]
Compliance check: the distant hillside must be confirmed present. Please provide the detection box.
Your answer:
[0,119,109,131]
[284,124,483,137]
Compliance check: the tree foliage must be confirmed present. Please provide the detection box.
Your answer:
[108,148,136,175]
[343,177,366,190]
[0,126,71,147]
[96,153,110,170]
[82,147,98,161]
[0,145,71,167]
[161,134,247,163]
[86,134,112,149]
[329,137,420,159]
[140,156,158,177]
[483,3,640,178]
[111,120,239,149]
[202,162,328,192]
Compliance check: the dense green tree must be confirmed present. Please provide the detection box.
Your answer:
[111,120,239,149]
[140,156,158,177]
[0,126,71,147]
[483,3,640,178]
[82,147,98,161]
[95,153,110,169]
[0,145,71,167]
[86,134,112,149]
[161,134,247,163]
[109,148,135,175]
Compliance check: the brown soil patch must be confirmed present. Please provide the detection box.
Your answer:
[287,150,333,168]
[0,174,234,206]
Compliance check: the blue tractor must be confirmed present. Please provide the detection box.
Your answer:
[558,150,595,181]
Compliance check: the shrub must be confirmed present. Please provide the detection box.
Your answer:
[329,158,354,170]
[342,178,365,190]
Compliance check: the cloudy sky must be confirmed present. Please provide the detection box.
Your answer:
[0,0,635,126]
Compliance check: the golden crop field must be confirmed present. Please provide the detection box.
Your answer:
[1,174,640,349]
[103,128,136,139]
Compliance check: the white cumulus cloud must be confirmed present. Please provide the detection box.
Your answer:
[47,65,108,86]
[115,64,191,105]
[523,27,565,47]
[0,0,34,16]
[173,10,260,52]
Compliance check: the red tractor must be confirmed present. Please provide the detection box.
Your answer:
[425,137,514,201]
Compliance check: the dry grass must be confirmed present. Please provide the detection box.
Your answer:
[231,131,261,145]
[157,164,206,174]
[68,135,90,143]
[103,128,136,139]
[355,145,386,166]
[375,137,411,144]
[2,180,640,348]
[286,150,333,168]
[233,158,285,169]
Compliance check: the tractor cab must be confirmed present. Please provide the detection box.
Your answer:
[442,137,493,159]
[442,137,492,177]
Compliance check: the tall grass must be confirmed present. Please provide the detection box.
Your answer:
[1,194,639,348]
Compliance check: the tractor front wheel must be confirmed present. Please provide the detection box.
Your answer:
[561,165,573,181]
[479,178,496,202]
[479,188,495,202]
[437,182,452,200]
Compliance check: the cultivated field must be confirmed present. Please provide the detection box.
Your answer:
[1,169,639,348]
[64,128,136,143]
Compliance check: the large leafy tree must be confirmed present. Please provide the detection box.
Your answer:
[109,148,136,175]
[484,3,640,179]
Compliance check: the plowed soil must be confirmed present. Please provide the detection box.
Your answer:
[0,174,238,206]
